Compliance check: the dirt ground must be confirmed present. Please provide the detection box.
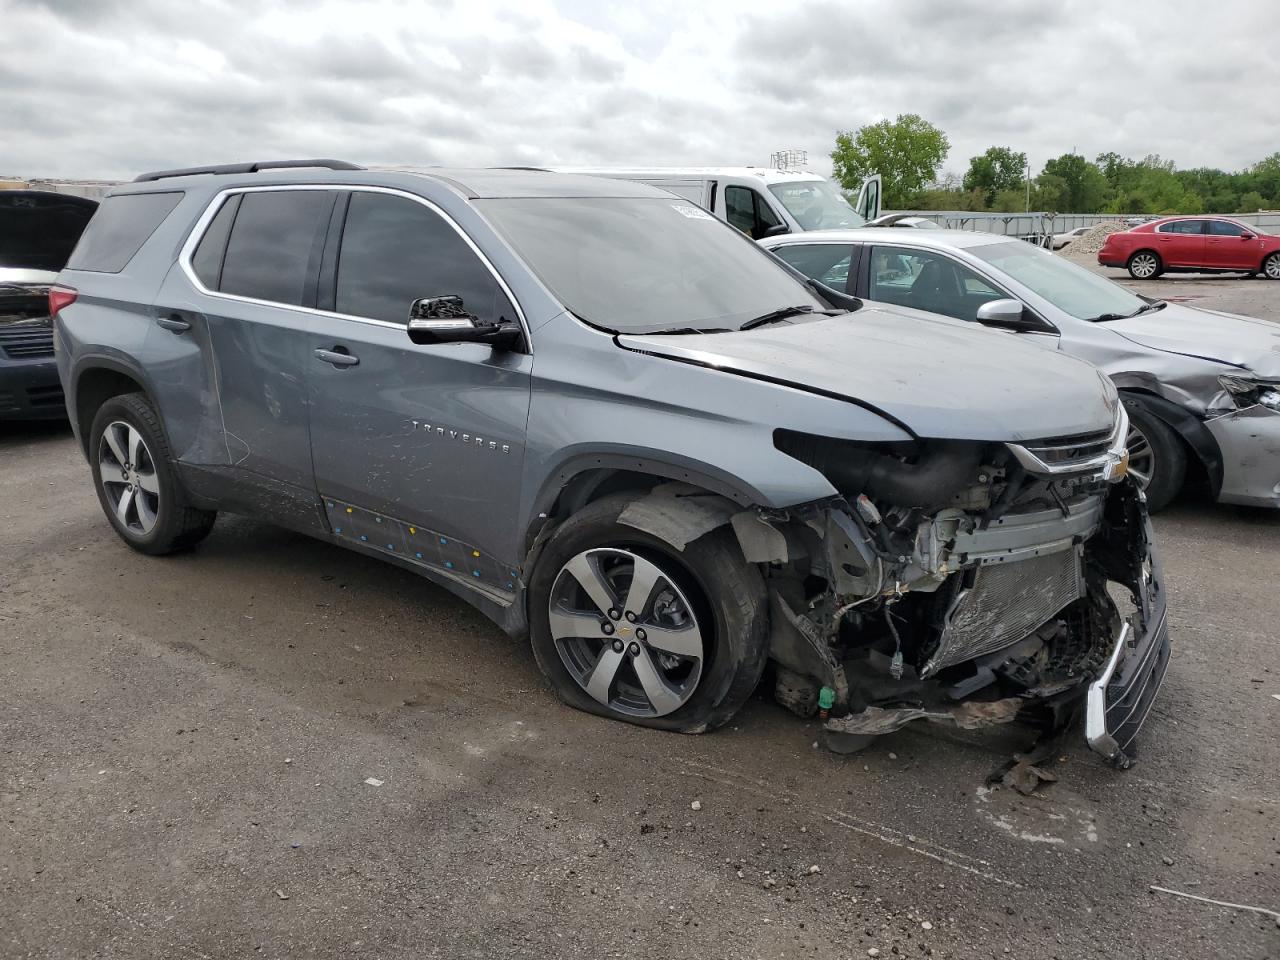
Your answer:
[2,271,1278,959]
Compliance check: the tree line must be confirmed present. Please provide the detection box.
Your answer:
[830,114,1280,215]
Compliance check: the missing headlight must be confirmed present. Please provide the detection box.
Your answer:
[1219,375,1280,411]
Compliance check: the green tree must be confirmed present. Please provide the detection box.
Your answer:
[1237,191,1266,212]
[1040,153,1109,212]
[830,114,950,208]
[962,147,1027,207]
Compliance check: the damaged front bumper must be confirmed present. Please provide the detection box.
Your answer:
[1206,404,1280,508]
[1084,503,1170,767]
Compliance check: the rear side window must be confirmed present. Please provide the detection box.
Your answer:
[1158,220,1205,235]
[219,190,333,306]
[190,194,242,290]
[66,192,183,273]
[334,191,513,326]
[771,242,854,292]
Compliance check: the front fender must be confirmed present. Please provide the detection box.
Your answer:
[1120,388,1224,495]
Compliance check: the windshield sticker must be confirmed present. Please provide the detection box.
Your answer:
[670,202,716,221]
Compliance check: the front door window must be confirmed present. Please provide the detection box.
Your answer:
[868,246,1003,321]
[725,185,785,240]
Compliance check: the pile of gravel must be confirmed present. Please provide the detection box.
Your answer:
[1061,220,1127,257]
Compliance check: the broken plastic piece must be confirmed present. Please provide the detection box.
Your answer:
[363,777,384,787]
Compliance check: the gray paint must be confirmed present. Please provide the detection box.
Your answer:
[763,227,1280,506]
[57,167,1121,629]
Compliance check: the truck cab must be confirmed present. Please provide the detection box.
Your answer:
[552,166,881,240]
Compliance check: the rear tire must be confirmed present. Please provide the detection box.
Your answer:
[1263,252,1280,280]
[1122,398,1185,512]
[1127,250,1162,280]
[529,494,769,733]
[89,393,216,555]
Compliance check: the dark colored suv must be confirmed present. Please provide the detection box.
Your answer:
[53,161,1168,765]
[0,190,97,419]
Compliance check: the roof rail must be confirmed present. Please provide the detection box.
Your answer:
[133,159,364,183]
[490,166,552,172]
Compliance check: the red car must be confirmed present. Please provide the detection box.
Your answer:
[1099,215,1280,280]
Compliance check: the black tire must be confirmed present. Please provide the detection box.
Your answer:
[1262,251,1280,281]
[1126,250,1162,280]
[1122,397,1186,513]
[528,494,769,733]
[89,392,216,555]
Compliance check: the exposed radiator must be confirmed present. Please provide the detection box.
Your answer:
[922,546,1084,677]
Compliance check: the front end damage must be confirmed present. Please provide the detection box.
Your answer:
[746,406,1168,767]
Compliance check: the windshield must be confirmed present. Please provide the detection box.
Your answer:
[968,240,1147,321]
[768,180,866,231]
[477,197,827,334]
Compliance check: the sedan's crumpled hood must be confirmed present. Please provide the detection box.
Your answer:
[1107,303,1280,378]
[617,304,1116,442]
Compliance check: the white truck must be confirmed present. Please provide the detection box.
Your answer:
[550,166,882,240]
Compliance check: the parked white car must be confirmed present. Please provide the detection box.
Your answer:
[552,166,881,239]
[1052,226,1092,249]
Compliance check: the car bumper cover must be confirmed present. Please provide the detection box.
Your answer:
[1206,405,1280,508]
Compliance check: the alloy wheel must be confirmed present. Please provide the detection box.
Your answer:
[98,420,161,535]
[549,547,704,718]
[1265,254,1280,280]
[1126,422,1156,491]
[1130,253,1158,279]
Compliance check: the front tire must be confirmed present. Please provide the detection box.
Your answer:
[529,494,769,733]
[89,393,216,555]
[1122,398,1186,512]
[1127,250,1162,279]
[1263,252,1280,280]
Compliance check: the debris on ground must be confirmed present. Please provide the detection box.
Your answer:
[363,777,384,787]
[807,865,821,875]
[690,800,702,811]
[274,889,290,901]
[1002,759,1059,797]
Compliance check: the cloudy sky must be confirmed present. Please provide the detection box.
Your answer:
[3,0,1277,182]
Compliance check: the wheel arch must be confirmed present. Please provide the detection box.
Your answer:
[1118,388,1223,497]
[71,357,157,458]
[522,454,768,560]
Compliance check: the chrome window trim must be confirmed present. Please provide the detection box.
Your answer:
[177,183,531,347]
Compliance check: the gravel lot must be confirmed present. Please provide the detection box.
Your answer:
[2,269,1277,959]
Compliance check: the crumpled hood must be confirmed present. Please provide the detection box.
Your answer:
[617,304,1117,442]
[1108,302,1280,378]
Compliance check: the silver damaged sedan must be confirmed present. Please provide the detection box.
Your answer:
[763,228,1280,510]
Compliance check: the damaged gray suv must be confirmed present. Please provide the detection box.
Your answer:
[53,162,1169,766]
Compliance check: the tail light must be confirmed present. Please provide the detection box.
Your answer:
[48,285,78,318]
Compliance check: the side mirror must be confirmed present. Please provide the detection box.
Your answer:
[406,296,522,350]
[761,223,790,238]
[1240,232,1255,240]
[975,298,1040,331]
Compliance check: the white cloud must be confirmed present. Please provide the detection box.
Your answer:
[1,0,1275,181]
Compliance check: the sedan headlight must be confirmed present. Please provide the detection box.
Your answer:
[1219,375,1280,411]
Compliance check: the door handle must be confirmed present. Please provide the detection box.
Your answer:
[157,315,191,333]
[314,347,359,368]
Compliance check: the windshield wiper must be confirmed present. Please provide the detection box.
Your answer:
[634,326,732,336]
[1090,300,1168,323]
[740,305,820,330]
